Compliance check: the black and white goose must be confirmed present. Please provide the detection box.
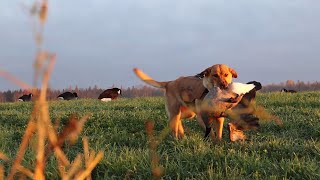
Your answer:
[98,88,121,102]
[196,81,260,139]
[57,92,78,100]
[281,88,297,93]
[18,93,33,102]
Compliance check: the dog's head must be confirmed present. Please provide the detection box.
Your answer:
[197,64,238,90]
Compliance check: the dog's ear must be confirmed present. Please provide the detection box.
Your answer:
[229,68,238,78]
[196,67,211,78]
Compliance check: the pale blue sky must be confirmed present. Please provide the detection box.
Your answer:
[0,0,319,90]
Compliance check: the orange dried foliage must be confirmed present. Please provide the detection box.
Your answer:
[145,120,167,179]
[1,1,104,179]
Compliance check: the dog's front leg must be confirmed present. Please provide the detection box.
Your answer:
[213,117,225,141]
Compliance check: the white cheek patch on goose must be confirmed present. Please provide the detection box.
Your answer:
[101,98,112,102]
[18,99,23,102]
[118,90,121,94]
[229,82,255,95]
[58,97,64,100]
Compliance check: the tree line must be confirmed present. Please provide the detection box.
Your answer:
[0,81,319,102]
[259,80,320,93]
[0,85,163,102]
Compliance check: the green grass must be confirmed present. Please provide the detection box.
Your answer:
[0,92,320,179]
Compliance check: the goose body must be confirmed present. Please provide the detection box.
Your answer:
[57,92,78,100]
[18,93,33,102]
[229,82,256,95]
[98,88,121,102]
[197,81,261,139]
[198,81,262,140]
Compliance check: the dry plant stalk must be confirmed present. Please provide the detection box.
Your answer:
[76,151,104,180]
[225,100,283,129]
[145,120,168,179]
[16,165,34,179]
[0,69,35,90]
[0,153,9,162]
[82,137,91,180]
[0,165,4,180]
[0,1,104,179]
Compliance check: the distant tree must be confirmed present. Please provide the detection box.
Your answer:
[286,80,295,87]
[3,90,14,102]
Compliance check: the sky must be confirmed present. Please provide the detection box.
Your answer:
[0,0,319,91]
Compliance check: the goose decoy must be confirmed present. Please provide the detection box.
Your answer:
[57,92,78,100]
[98,88,121,102]
[18,93,33,102]
[196,82,259,139]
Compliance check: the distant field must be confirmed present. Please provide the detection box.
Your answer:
[0,92,320,179]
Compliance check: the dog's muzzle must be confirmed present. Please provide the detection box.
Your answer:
[221,82,229,89]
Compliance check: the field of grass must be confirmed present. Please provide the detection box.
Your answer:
[0,92,320,179]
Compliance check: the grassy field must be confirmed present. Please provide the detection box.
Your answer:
[0,92,320,179]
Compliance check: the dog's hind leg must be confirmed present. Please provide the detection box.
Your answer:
[165,92,186,138]
[169,111,182,138]
[177,119,184,138]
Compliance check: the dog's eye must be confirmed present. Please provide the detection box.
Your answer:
[225,73,228,77]
[213,74,219,78]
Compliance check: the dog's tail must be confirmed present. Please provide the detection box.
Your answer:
[133,68,168,88]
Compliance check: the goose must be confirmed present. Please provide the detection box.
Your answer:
[281,88,297,93]
[196,81,260,139]
[98,88,121,102]
[57,92,78,100]
[18,93,33,102]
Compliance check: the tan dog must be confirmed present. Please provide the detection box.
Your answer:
[133,64,238,140]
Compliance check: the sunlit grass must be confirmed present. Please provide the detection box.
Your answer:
[1,92,319,179]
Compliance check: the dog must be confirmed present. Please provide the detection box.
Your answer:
[98,88,122,102]
[133,64,238,139]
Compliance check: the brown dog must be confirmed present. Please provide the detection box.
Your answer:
[133,64,238,139]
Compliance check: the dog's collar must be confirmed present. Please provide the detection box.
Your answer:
[200,89,209,99]
[195,74,204,79]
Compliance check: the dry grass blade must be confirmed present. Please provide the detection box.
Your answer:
[34,113,46,180]
[145,120,165,179]
[39,0,48,25]
[0,69,34,90]
[0,152,9,162]
[57,159,67,178]
[226,101,283,129]
[68,114,91,144]
[53,148,70,167]
[7,120,36,180]
[76,151,104,180]
[0,165,4,180]
[2,1,102,179]
[87,151,96,165]
[63,154,83,180]
[82,137,91,180]
[45,116,77,164]
[254,106,283,125]
[33,53,56,180]
[46,114,90,161]
[16,165,34,179]
[39,53,56,100]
